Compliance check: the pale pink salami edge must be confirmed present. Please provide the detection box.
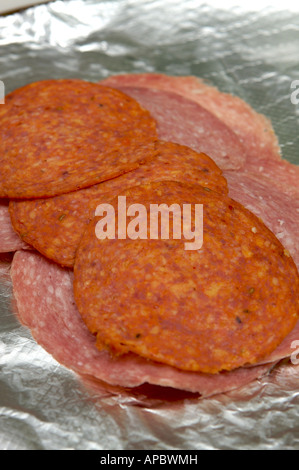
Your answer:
[0,200,29,253]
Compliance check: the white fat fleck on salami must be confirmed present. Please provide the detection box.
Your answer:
[10,250,275,397]
[0,200,29,253]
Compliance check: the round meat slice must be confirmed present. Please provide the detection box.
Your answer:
[0,79,157,199]
[9,140,228,267]
[105,85,248,170]
[73,181,299,375]
[101,73,281,165]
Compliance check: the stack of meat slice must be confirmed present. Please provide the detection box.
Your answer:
[9,140,228,268]
[100,73,299,272]
[1,74,298,399]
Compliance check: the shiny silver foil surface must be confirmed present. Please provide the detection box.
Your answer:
[0,0,299,450]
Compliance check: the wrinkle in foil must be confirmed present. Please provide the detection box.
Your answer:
[0,0,299,450]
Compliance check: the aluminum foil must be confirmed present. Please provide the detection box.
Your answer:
[0,0,299,450]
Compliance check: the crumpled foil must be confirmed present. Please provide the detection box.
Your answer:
[0,0,299,450]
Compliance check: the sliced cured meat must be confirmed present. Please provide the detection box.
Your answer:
[101,73,281,164]
[224,170,299,269]
[102,84,247,170]
[74,181,299,374]
[0,200,29,252]
[9,140,228,267]
[240,158,299,199]
[10,250,274,396]
[0,79,157,199]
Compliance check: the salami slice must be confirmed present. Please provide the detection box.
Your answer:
[0,79,157,199]
[224,170,299,269]
[9,140,228,267]
[101,73,281,164]
[240,158,299,199]
[102,84,248,170]
[74,181,299,374]
[0,200,29,252]
[10,250,275,397]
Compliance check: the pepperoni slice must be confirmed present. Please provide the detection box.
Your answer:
[0,79,157,199]
[73,181,299,374]
[9,141,228,267]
